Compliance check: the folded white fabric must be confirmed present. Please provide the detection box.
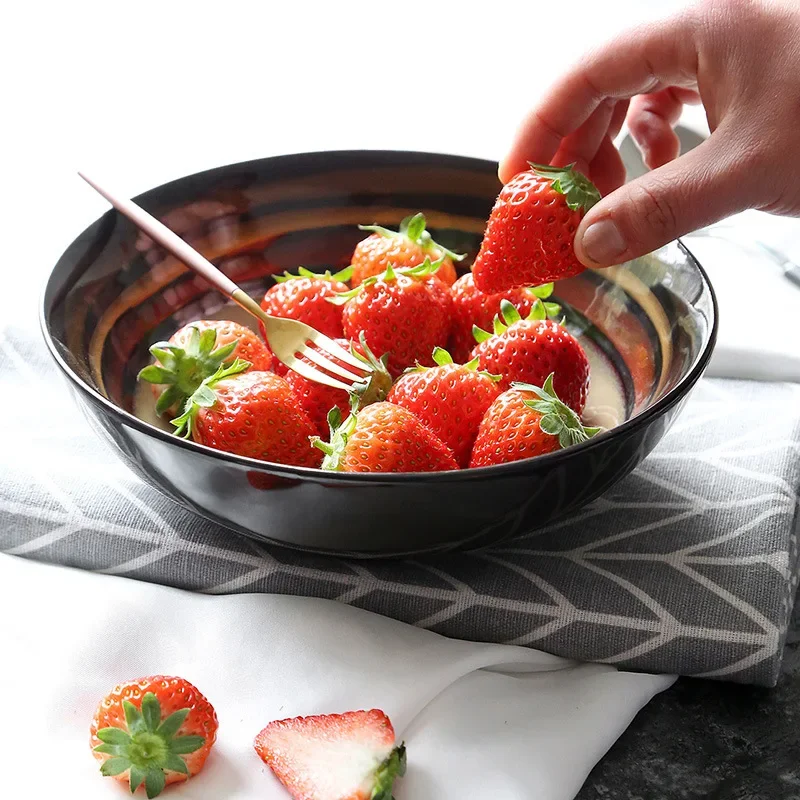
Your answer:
[685,212,800,384]
[2,555,672,800]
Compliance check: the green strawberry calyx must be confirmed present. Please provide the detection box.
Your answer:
[170,358,251,439]
[311,401,359,471]
[350,332,393,405]
[472,297,562,344]
[273,265,354,284]
[370,743,408,800]
[94,691,205,799]
[403,347,501,382]
[329,256,444,305]
[513,374,603,449]
[528,162,601,212]
[359,212,466,263]
[138,327,245,417]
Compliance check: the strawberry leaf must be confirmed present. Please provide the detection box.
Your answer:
[275,265,354,284]
[164,754,189,774]
[527,282,554,299]
[171,358,251,439]
[138,326,248,417]
[130,765,148,793]
[512,374,603,450]
[141,693,162,733]
[170,735,205,755]
[96,728,133,745]
[100,757,132,777]
[145,768,166,799]
[432,347,454,366]
[528,162,601,212]
[124,700,146,735]
[361,213,466,262]
[157,708,190,740]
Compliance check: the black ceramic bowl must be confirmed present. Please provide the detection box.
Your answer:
[42,150,717,557]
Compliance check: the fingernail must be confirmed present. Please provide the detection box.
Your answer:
[580,219,627,265]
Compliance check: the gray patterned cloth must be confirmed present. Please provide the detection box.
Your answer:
[3,324,800,686]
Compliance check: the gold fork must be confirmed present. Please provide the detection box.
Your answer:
[78,172,371,391]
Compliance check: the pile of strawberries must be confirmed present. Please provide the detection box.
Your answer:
[140,163,604,473]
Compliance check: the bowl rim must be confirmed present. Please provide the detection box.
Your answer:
[40,148,719,484]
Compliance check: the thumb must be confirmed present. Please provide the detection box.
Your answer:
[574,131,754,267]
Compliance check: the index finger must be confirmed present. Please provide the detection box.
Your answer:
[499,9,700,183]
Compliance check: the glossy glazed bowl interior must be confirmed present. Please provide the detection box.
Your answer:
[42,151,717,557]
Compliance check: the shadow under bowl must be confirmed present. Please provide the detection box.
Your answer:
[41,150,717,557]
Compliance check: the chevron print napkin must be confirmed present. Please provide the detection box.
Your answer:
[3,323,800,686]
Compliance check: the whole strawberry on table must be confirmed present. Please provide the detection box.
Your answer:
[138,173,606,473]
[90,676,218,798]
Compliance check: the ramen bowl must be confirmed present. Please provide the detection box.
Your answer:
[41,150,717,557]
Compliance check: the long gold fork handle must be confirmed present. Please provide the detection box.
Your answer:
[78,171,242,300]
[231,289,270,324]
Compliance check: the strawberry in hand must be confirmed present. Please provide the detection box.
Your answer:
[138,320,271,416]
[470,374,602,467]
[472,163,601,292]
[254,709,406,800]
[313,401,458,473]
[90,676,218,798]
[336,258,453,377]
[171,361,321,467]
[471,299,590,413]
[387,347,500,467]
[352,212,464,286]
[261,266,353,342]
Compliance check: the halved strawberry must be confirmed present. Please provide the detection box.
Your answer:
[352,212,464,286]
[254,709,405,800]
[336,258,453,378]
[261,266,353,343]
[387,347,500,467]
[90,676,218,798]
[470,374,602,467]
[313,401,458,473]
[448,273,560,363]
[138,320,270,416]
[471,300,590,413]
[472,162,601,292]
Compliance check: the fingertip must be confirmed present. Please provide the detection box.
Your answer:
[574,207,630,268]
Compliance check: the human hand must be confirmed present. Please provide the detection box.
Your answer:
[499,0,800,267]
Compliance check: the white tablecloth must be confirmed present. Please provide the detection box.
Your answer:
[2,555,672,799]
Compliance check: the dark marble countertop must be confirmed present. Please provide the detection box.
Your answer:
[578,606,800,799]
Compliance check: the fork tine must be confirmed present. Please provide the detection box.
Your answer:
[308,331,374,372]
[284,354,358,392]
[301,345,369,383]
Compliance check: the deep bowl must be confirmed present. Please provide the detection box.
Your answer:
[42,150,717,557]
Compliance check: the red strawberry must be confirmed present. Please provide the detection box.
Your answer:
[472,163,601,292]
[285,335,393,437]
[387,347,501,467]
[138,320,271,416]
[261,266,352,341]
[338,259,453,377]
[471,300,590,413]
[449,273,561,362]
[313,401,458,473]
[254,709,406,800]
[171,362,321,467]
[352,212,463,286]
[470,374,602,467]
[90,676,218,798]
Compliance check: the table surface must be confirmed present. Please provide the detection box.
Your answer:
[7,2,800,797]
[578,606,800,800]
